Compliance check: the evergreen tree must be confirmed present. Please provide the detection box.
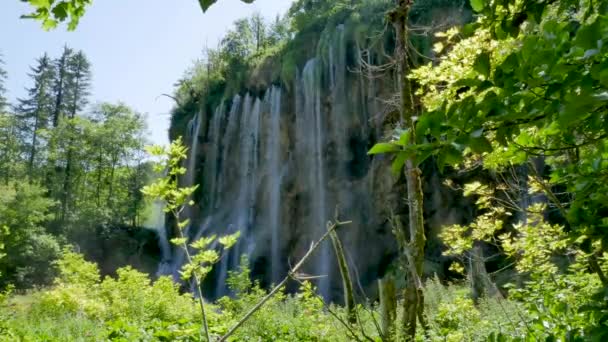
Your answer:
[48,48,92,222]
[15,54,56,180]
[0,53,8,113]
[65,51,91,119]
[51,46,73,127]
[0,53,20,184]
[0,114,20,185]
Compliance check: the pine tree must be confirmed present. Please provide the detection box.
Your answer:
[65,51,91,119]
[0,53,8,113]
[0,53,20,184]
[59,50,92,222]
[51,46,73,127]
[15,54,56,181]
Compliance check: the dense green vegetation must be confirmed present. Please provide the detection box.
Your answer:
[2,0,608,340]
[0,47,151,290]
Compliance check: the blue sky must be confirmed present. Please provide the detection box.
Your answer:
[0,0,294,145]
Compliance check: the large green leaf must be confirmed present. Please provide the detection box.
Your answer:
[368,143,400,155]
[469,136,493,154]
[391,152,408,176]
[470,0,484,12]
[473,52,491,78]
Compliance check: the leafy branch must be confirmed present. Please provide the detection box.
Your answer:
[142,137,239,341]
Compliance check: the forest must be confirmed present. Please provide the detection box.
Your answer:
[1,0,608,341]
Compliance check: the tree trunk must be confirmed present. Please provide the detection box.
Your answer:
[379,274,397,341]
[469,243,489,303]
[96,148,103,206]
[389,0,427,339]
[28,114,40,181]
[61,146,73,222]
[107,156,117,207]
[329,228,356,324]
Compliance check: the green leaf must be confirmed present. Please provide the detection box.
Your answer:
[391,152,408,176]
[198,0,218,12]
[171,237,187,246]
[191,235,217,250]
[219,231,241,249]
[398,130,410,146]
[437,144,462,170]
[368,143,400,155]
[42,18,57,30]
[473,52,491,78]
[470,0,484,12]
[414,147,434,167]
[178,219,190,229]
[470,136,493,154]
[29,0,51,8]
[51,3,68,21]
[199,0,255,12]
[574,19,601,50]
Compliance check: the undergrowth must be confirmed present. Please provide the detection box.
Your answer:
[0,250,536,341]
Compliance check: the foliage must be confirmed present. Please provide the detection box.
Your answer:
[142,137,240,340]
[2,249,202,341]
[0,182,60,289]
[14,53,55,180]
[422,277,528,341]
[366,0,608,339]
[21,0,93,30]
[0,47,151,290]
[0,53,8,113]
[20,0,258,30]
[0,252,544,342]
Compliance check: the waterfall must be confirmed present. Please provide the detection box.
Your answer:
[216,95,242,206]
[147,200,172,276]
[297,58,330,299]
[186,111,202,188]
[266,86,283,284]
[212,93,262,297]
[203,104,226,211]
[170,27,370,300]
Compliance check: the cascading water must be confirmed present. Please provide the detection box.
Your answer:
[147,200,172,276]
[204,104,226,211]
[297,58,330,298]
[169,19,473,301]
[265,86,283,284]
[186,111,202,189]
[147,0,496,306]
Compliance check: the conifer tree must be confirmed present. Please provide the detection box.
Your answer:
[0,53,8,113]
[15,54,56,181]
[0,53,20,184]
[51,46,73,127]
[65,51,91,119]
[57,49,92,222]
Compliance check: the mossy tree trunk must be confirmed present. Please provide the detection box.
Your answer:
[378,273,397,340]
[329,228,356,324]
[389,0,427,339]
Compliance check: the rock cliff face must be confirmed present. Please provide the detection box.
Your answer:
[165,2,473,301]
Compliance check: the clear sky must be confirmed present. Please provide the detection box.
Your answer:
[0,0,294,145]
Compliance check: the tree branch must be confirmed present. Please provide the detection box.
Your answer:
[218,219,352,342]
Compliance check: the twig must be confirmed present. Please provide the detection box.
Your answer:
[172,208,211,342]
[218,219,352,342]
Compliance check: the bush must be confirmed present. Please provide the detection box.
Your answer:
[422,277,528,341]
